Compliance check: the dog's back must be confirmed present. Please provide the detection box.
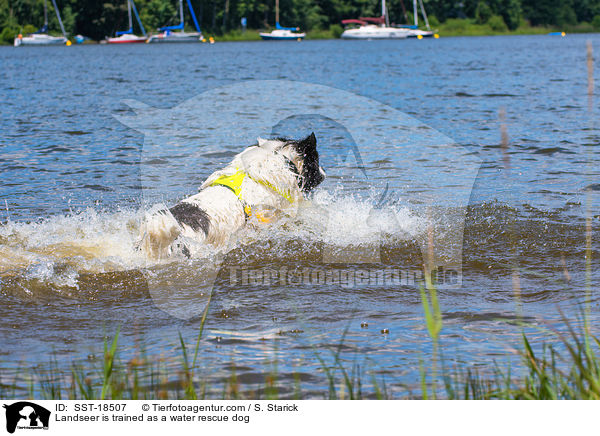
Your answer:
[138,134,324,259]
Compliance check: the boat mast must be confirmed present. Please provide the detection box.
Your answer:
[382,0,389,26]
[179,0,184,31]
[399,0,408,23]
[418,0,430,30]
[413,0,418,26]
[50,0,67,37]
[127,0,133,31]
[275,0,279,25]
[130,0,147,35]
[185,0,201,32]
[43,0,48,28]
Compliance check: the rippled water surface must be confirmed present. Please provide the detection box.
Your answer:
[1,35,600,397]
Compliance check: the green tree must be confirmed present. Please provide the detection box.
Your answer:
[138,0,177,31]
[573,0,600,23]
[500,0,520,30]
[521,0,575,26]
[475,1,492,24]
[3,0,600,41]
[487,13,507,31]
[556,3,576,26]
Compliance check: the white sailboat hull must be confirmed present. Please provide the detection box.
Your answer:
[260,29,305,40]
[341,0,435,40]
[406,28,434,38]
[147,31,202,43]
[341,25,409,39]
[14,34,67,46]
[106,34,147,44]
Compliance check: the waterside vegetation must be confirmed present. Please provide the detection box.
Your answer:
[2,0,600,44]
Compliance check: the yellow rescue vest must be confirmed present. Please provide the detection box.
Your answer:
[209,169,294,221]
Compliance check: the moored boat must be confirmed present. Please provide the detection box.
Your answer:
[341,17,409,39]
[14,0,68,47]
[259,26,305,40]
[260,0,305,40]
[106,0,147,44]
[14,33,68,46]
[106,33,147,44]
[147,0,203,43]
[341,0,434,40]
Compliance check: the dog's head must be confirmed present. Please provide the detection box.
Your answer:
[258,133,326,194]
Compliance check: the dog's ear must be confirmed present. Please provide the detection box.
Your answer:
[297,132,317,154]
[257,137,268,147]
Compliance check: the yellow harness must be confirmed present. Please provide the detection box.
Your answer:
[209,169,294,222]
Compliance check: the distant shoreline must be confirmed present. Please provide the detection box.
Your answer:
[2,27,598,46]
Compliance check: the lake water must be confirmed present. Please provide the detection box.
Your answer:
[1,35,599,398]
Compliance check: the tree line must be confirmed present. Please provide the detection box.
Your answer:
[2,0,600,42]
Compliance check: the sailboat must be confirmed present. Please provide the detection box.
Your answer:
[341,0,433,39]
[106,0,147,44]
[14,0,68,46]
[403,0,434,38]
[148,0,202,43]
[259,0,305,40]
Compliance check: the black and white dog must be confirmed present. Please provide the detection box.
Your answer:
[139,133,326,259]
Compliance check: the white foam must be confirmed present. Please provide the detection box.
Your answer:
[0,191,425,287]
[239,189,424,247]
[0,208,146,276]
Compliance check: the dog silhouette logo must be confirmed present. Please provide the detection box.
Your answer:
[118,80,481,319]
[3,402,50,433]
